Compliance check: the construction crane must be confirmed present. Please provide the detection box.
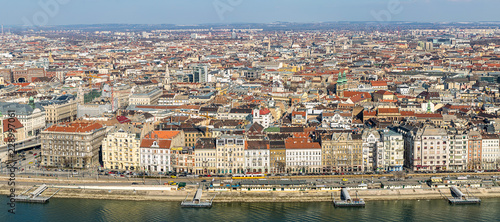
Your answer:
[88,74,98,89]
[218,87,227,96]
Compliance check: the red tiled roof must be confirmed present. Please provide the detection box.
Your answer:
[140,138,171,149]
[3,117,23,132]
[364,111,376,116]
[116,116,131,123]
[401,111,415,116]
[348,94,367,103]
[259,108,271,115]
[379,99,398,103]
[374,90,393,95]
[378,108,399,114]
[371,81,388,87]
[415,113,443,118]
[45,121,103,133]
[9,83,30,87]
[144,131,181,139]
[284,138,321,149]
[292,111,306,117]
[292,132,309,138]
[344,91,371,99]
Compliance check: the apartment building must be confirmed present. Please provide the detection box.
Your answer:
[41,121,106,169]
[448,131,468,171]
[321,132,363,173]
[399,125,449,172]
[467,131,482,170]
[0,102,46,137]
[216,135,245,174]
[194,138,217,175]
[171,147,195,173]
[129,88,162,105]
[102,125,142,171]
[139,131,185,173]
[140,138,172,172]
[481,134,499,170]
[269,140,286,174]
[285,138,322,174]
[252,108,273,128]
[41,96,78,124]
[244,140,270,173]
[361,129,382,172]
[379,129,404,172]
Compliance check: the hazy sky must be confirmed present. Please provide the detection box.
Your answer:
[1,0,499,26]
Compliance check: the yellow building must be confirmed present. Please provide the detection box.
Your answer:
[194,138,217,175]
[321,132,363,173]
[182,127,211,148]
[43,99,77,124]
[102,124,142,170]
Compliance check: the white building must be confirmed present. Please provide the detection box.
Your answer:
[244,141,270,173]
[421,102,435,113]
[322,112,352,129]
[129,88,162,105]
[285,138,322,173]
[362,130,382,172]
[379,129,404,171]
[227,108,252,121]
[482,134,500,170]
[0,102,46,138]
[448,131,468,171]
[396,84,410,95]
[252,108,273,128]
[140,139,171,172]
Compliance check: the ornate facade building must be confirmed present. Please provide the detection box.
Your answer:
[335,71,348,98]
[41,121,106,169]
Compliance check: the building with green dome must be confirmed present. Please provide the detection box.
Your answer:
[335,70,349,98]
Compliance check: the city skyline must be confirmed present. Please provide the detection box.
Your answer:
[1,0,500,26]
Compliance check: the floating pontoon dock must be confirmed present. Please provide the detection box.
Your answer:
[13,184,61,203]
[181,188,216,208]
[443,186,481,205]
[333,188,365,207]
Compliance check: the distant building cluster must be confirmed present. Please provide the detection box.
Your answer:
[0,27,499,174]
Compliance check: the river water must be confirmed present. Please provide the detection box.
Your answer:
[3,198,500,221]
